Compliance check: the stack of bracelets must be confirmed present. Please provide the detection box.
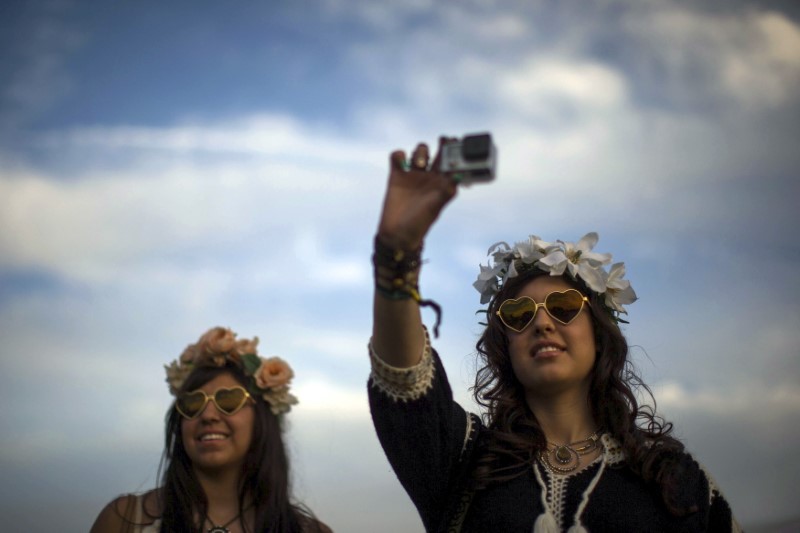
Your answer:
[373,235,442,336]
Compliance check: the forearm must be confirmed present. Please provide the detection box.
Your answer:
[372,290,425,368]
[370,138,456,367]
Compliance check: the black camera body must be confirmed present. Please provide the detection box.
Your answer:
[440,133,497,185]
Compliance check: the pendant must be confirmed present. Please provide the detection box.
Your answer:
[555,445,573,464]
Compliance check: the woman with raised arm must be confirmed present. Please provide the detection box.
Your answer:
[91,326,331,533]
[368,138,740,532]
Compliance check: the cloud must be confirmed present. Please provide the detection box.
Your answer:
[655,380,800,422]
[0,2,86,133]
[497,58,629,115]
[619,4,800,110]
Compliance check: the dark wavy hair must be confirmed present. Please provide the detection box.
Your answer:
[472,268,694,516]
[155,363,322,532]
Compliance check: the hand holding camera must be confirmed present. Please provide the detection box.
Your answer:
[377,133,496,251]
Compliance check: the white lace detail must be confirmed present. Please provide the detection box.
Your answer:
[600,433,625,465]
[460,412,478,461]
[368,327,435,402]
[547,470,571,531]
[696,461,722,506]
[532,464,559,533]
[697,461,743,532]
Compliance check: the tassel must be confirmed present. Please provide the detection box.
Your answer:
[533,511,558,533]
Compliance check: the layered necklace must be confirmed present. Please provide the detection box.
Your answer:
[538,431,602,474]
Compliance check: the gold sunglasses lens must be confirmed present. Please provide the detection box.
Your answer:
[214,387,248,415]
[545,290,585,324]
[497,297,536,332]
[176,390,207,419]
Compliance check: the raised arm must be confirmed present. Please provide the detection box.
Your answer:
[371,139,457,367]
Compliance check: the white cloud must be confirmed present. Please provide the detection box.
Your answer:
[722,11,800,108]
[655,380,800,418]
[624,5,800,110]
[293,378,368,419]
[497,58,629,115]
[292,330,370,360]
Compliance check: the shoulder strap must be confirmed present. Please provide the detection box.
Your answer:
[134,494,144,526]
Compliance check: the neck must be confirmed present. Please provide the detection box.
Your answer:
[194,467,248,521]
[526,386,596,445]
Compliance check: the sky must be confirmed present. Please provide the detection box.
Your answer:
[1,0,799,530]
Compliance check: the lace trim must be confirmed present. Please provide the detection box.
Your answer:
[697,461,742,532]
[460,412,480,461]
[600,433,625,465]
[368,327,435,402]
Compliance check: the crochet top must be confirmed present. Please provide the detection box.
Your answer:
[367,329,741,533]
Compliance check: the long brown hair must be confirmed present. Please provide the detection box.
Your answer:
[157,364,322,532]
[473,268,693,515]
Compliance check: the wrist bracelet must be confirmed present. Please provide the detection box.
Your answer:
[372,235,442,337]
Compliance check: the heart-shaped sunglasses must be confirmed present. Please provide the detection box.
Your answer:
[175,386,253,420]
[496,289,589,333]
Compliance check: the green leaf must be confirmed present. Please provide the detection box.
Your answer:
[241,353,261,375]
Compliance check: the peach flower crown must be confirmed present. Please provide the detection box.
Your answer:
[164,327,298,416]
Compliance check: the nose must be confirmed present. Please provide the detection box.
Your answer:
[198,398,221,422]
[530,303,555,335]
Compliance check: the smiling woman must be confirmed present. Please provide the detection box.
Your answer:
[368,137,742,532]
[90,327,331,533]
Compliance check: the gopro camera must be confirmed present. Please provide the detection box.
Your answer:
[439,132,497,185]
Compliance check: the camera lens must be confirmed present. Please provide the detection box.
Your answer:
[461,134,491,161]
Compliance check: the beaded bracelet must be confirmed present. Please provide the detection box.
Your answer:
[372,235,442,337]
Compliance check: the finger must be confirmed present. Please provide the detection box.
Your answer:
[411,143,430,170]
[431,136,457,172]
[390,150,408,172]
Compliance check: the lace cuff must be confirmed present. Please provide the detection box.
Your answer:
[368,327,435,402]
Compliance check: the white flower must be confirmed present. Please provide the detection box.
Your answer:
[603,262,638,313]
[473,263,503,304]
[513,235,550,264]
[472,231,636,320]
[537,233,611,293]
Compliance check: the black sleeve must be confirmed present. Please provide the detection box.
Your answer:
[368,349,473,532]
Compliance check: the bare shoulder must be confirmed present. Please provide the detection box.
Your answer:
[301,515,334,533]
[316,522,334,533]
[90,490,160,533]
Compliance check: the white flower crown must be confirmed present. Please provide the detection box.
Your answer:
[473,232,637,319]
[164,327,298,416]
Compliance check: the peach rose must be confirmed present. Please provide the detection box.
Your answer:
[201,327,237,355]
[179,344,199,364]
[164,360,193,395]
[235,336,259,356]
[254,357,294,390]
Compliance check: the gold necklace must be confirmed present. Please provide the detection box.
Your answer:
[538,431,601,474]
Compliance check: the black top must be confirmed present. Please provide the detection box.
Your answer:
[368,343,739,533]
